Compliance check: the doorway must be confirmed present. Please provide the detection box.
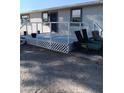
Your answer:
[49,12,58,32]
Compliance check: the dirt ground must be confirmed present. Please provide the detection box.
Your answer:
[20,45,103,93]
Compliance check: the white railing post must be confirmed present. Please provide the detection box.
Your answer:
[42,22,43,33]
[50,22,52,49]
[67,22,70,45]
[36,23,38,33]
[31,23,33,33]
[80,22,81,31]
[26,22,28,32]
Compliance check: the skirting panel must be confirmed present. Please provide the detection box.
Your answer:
[26,38,71,53]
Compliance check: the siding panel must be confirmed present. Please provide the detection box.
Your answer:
[83,5,103,37]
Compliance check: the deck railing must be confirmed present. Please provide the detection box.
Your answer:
[93,22,103,37]
[20,22,102,53]
[20,22,90,44]
[20,22,89,32]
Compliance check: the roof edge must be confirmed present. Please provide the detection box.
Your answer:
[21,1,103,15]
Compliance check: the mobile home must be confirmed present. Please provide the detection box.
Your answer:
[20,1,103,53]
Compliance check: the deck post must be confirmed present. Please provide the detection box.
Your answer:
[80,22,82,32]
[36,23,38,33]
[67,22,70,45]
[42,22,43,33]
[26,23,28,32]
[50,22,52,49]
[31,23,33,33]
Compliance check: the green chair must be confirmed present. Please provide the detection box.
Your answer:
[81,29,102,50]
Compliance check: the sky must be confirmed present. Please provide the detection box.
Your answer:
[20,0,95,13]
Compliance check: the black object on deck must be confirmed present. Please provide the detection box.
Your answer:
[92,31,102,41]
[74,31,84,43]
[37,30,40,34]
[82,29,89,42]
[24,31,27,36]
[31,33,37,38]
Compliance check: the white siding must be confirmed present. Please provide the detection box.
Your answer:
[20,13,51,35]
[20,25,26,35]
[29,13,42,33]
[57,6,103,37]
[30,13,50,33]
[82,5,103,37]
[30,13,42,22]
[56,5,103,37]
[58,9,70,22]
[58,9,70,35]
[20,24,32,35]
[21,4,103,37]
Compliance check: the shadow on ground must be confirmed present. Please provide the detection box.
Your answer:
[20,45,103,93]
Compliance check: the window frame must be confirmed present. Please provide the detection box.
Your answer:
[42,12,49,22]
[70,8,82,22]
[21,14,30,24]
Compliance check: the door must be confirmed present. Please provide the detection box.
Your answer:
[49,12,58,32]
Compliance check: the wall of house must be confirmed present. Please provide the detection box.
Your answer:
[20,12,51,35]
[20,4,103,38]
[30,13,42,22]
[82,5,103,37]
[57,9,83,38]
[58,9,70,36]
[58,4,103,38]
[30,13,51,34]
[21,13,42,34]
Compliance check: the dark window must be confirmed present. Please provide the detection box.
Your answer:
[21,15,30,24]
[42,12,49,22]
[71,9,82,22]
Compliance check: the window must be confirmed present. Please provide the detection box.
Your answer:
[21,15,30,24]
[71,9,82,22]
[42,12,49,22]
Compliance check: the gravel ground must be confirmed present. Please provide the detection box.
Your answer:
[20,45,103,93]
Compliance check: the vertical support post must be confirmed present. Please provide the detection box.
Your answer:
[26,22,28,32]
[36,23,38,33]
[67,22,70,45]
[31,23,33,33]
[35,23,37,45]
[24,22,28,35]
[42,22,43,33]
[50,22,52,49]
[79,22,81,32]
[67,22,70,53]
[79,22,82,36]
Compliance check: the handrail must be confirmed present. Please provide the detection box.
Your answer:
[20,22,90,45]
[24,21,89,24]
[20,21,90,36]
[94,22,103,31]
[20,22,27,29]
[20,21,90,32]
[93,22,103,36]
[20,22,31,29]
[20,21,93,47]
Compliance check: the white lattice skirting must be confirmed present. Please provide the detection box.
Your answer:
[26,37,73,53]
